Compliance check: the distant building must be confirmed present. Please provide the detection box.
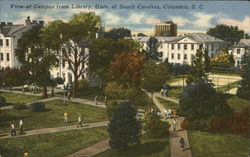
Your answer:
[229,39,250,67]
[0,17,43,69]
[132,33,225,65]
[154,21,177,37]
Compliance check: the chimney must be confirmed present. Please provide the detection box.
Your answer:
[7,22,13,26]
[25,16,31,26]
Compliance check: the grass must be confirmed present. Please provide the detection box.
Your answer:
[76,87,106,101]
[94,136,170,157]
[216,81,240,93]
[167,87,182,100]
[0,99,107,133]
[210,72,240,77]
[156,97,180,110]
[168,75,187,83]
[0,127,108,157]
[227,96,250,113]
[188,130,250,157]
[0,92,41,106]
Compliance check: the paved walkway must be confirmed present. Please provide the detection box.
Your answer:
[143,90,192,157]
[67,140,110,157]
[0,121,108,139]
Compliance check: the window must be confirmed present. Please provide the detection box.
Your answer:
[6,53,10,61]
[171,53,174,59]
[0,39,3,46]
[178,44,180,50]
[57,72,60,77]
[237,49,241,54]
[0,53,3,61]
[6,39,9,46]
[211,44,214,51]
[184,44,187,50]
[171,44,174,50]
[191,44,194,50]
[159,51,163,57]
[184,54,187,60]
[178,54,180,60]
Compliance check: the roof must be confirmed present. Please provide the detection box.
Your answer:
[132,36,182,43]
[186,33,224,43]
[239,39,250,47]
[0,24,25,37]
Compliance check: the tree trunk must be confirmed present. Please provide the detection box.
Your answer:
[42,86,48,98]
[99,78,102,89]
[72,72,78,98]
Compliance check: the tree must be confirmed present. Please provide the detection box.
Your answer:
[0,68,24,90]
[186,45,209,85]
[145,37,160,60]
[207,25,244,46]
[41,13,101,97]
[108,101,141,150]
[144,114,170,138]
[89,39,142,88]
[237,52,250,100]
[105,27,131,40]
[109,51,144,87]
[15,26,57,98]
[137,33,147,37]
[180,79,233,121]
[141,60,169,100]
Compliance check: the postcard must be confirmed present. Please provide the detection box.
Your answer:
[0,0,249,157]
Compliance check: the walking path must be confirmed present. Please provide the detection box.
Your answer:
[67,140,110,157]
[143,90,192,157]
[0,121,108,139]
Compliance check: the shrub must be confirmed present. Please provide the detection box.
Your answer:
[14,103,29,110]
[106,100,119,119]
[0,96,6,106]
[30,102,46,112]
[144,114,170,138]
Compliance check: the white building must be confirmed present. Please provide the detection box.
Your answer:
[230,39,250,67]
[0,17,43,69]
[132,33,226,65]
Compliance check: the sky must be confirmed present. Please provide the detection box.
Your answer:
[0,0,250,35]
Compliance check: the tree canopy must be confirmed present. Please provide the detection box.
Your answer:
[145,37,160,61]
[105,27,131,40]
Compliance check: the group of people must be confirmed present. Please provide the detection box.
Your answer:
[10,120,23,136]
[163,108,177,119]
[63,112,84,128]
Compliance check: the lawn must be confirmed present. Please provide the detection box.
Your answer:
[168,75,187,83]
[0,99,108,133]
[94,136,170,157]
[188,130,250,157]
[0,127,108,157]
[226,96,250,113]
[210,72,240,77]
[0,92,41,106]
[216,81,240,93]
[156,97,179,110]
[167,87,182,100]
[76,87,106,101]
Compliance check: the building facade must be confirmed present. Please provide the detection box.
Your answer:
[154,21,177,37]
[133,33,225,65]
[0,17,43,69]
[230,39,250,67]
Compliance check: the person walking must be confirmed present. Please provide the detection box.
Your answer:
[77,116,83,128]
[104,96,107,104]
[10,122,16,136]
[19,120,23,135]
[172,118,177,132]
[64,112,68,123]
[94,96,98,105]
[179,137,185,151]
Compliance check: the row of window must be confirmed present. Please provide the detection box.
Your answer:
[171,44,195,50]
[171,53,194,60]
[0,53,10,61]
[0,39,9,46]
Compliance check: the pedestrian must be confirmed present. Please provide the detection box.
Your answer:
[164,109,169,118]
[94,96,98,105]
[168,109,172,118]
[179,137,185,151]
[67,91,71,100]
[64,112,68,123]
[104,96,107,104]
[10,122,16,136]
[77,116,83,128]
[22,86,25,93]
[19,120,23,135]
[172,118,177,132]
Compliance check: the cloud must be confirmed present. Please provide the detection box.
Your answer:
[191,12,216,27]
[126,13,144,24]
[168,16,190,26]
[104,13,121,25]
[146,18,161,24]
[217,16,250,33]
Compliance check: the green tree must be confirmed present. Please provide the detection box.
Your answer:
[145,37,160,60]
[41,13,101,97]
[144,114,170,138]
[141,60,169,100]
[237,52,250,100]
[186,45,209,85]
[0,68,25,90]
[105,27,131,40]
[137,33,147,37]
[207,24,245,46]
[108,101,141,150]
[15,26,57,98]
